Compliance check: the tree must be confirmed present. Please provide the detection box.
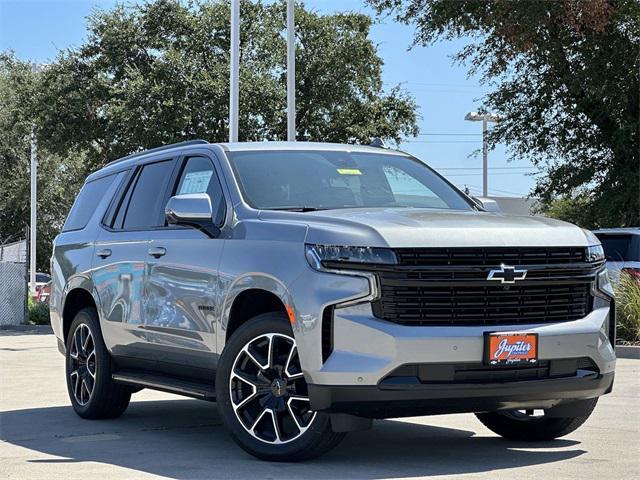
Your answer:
[0,54,86,270]
[34,0,418,170]
[368,0,640,227]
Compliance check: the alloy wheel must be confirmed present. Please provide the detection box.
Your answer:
[229,333,317,444]
[68,323,96,406]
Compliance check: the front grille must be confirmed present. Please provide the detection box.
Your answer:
[373,283,592,325]
[370,247,599,326]
[395,246,586,266]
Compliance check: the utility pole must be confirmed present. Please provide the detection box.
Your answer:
[29,129,37,293]
[229,0,240,142]
[482,116,488,197]
[464,111,501,197]
[286,0,296,141]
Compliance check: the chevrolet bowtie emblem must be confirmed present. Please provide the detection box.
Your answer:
[487,265,528,284]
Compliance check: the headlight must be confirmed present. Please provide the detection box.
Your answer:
[587,244,605,263]
[305,244,396,270]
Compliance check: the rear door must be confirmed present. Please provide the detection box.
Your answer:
[141,153,228,377]
[93,158,177,360]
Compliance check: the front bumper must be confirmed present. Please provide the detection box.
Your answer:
[309,371,614,417]
[306,303,615,386]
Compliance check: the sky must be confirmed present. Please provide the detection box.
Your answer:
[0,0,538,197]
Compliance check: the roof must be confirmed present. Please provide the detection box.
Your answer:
[219,141,409,156]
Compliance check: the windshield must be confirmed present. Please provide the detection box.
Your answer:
[227,150,473,211]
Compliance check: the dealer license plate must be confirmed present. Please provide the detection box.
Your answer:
[484,332,538,366]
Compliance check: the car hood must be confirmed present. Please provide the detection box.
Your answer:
[257,207,595,248]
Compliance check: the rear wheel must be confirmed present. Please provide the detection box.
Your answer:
[216,313,346,461]
[475,399,598,441]
[65,308,131,419]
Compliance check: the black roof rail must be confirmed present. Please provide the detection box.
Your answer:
[105,139,209,167]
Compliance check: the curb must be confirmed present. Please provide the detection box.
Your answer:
[616,345,640,360]
[0,324,53,334]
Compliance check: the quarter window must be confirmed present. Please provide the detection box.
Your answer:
[63,174,117,232]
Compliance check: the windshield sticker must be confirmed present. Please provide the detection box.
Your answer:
[179,170,213,194]
[336,168,362,175]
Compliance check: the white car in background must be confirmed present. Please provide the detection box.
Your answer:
[593,228,640,282]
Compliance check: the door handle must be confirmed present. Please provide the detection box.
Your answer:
[96,249,112,259]
[148,247,166,258]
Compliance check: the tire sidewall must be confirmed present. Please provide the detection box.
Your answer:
[65,307,111,417]
[216,313,334,460]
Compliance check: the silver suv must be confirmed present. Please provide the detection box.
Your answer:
[51,140,616,461]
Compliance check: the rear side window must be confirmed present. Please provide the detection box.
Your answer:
[63,174,117,232]
[122,160,175,229]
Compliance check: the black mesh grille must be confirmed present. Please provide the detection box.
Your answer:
[395,246,586,266]
[370,247,598,326]
[373,283,592,325]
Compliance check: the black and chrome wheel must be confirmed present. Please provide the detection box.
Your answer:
[476,399,598,441]
[230,332,316,444]
[68,323,96,406]
[65,307,131,419]
[217,312,345,461]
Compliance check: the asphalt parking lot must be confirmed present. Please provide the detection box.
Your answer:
[1,330,639,480]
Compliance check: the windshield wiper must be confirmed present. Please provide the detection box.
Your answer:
[267,207,327,212]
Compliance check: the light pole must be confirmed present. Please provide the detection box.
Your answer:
[464,111,501,197]
[286,0,295,141]
[29,63,46,294]
[229,0,240,142]
[29,130,37,294]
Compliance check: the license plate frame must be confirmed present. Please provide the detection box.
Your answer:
[483,331,538,366]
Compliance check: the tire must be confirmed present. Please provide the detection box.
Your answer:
[216,312,346,461]
[475,398,598,441]
[65,307,131,419]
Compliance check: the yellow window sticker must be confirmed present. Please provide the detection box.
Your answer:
[336,168,362,175]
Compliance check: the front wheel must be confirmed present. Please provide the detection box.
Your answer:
[475,398,598,441]
[216,313,346,461]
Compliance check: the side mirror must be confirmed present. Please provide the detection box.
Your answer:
[165,193,220,237]
[472,196,502,213]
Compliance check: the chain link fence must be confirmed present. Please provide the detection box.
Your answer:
[0,239,27,326]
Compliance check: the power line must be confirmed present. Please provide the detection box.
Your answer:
[403,140,481,144]
[444,172,536,177]
[464,184,529,196]
[436,167,537,171]
[417,133,482,136]
[384,81,488,89]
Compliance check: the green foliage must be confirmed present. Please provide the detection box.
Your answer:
[536,193,596,229]
[0,54,87,270]
[368,0,640,227]
[27,296,50,325]
[615,272,640,344]
[0,1,418,270]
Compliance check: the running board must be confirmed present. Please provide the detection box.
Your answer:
[112,371,216,401]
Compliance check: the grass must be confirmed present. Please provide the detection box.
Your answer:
[615,272,640,344]
[27,296,50,325]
